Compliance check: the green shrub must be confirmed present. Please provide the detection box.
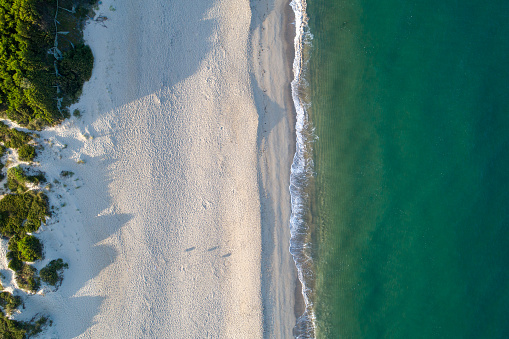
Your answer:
[23,316,48,337]
[17,145,35,162]
[7,166,45,192]
[40,259,68,286]
[6,237,23,272]
[0,310,26,339]
[15,264,39,292]
[0,123,32,150]
[17,236,42,262]
[7,258,22,273]
[0,292,22,315]
[0,191,48,237]
[60,171,74,177]
[58,44,94,104]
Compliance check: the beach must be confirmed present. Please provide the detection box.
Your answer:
[6,0,298,337]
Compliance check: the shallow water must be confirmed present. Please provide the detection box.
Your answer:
[301,0,509,337]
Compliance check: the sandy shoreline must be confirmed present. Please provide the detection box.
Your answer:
[7,0,297,337]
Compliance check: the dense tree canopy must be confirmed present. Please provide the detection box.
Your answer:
[0,0,94,128]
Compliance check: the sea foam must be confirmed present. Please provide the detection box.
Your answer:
[289,0,316,337]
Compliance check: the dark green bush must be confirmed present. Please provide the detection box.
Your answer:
[7,166,45,192]
[0,310,26,339]
[0,123,31,150]
[40,259,68,286]
[15,264,39,292]
[0,191,48,237]
[0,292,22,315]
[7,257,22,273]
[58,44,94,104]
[60,170,74,177]
[17,145,35,162]
[17,236,42,262]
[6,237,22,272]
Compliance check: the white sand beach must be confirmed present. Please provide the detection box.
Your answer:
[5,0,297,337]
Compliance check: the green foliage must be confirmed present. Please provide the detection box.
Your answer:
[59,170,74,177]
[40,259,68,286]
[7,166,45,191]
[17,144,34,162]
[0,309,48,338]
[15,264,39,292]
[0,122,37,164]
[17,235,42,262]
[0,310,26,339]
[0,191,48,237]
[23,315,48,337]
[0,0,95,126]
[58,44,94,105]
[0,122,32,149]
[0,292,22,315]
[7,236,23,272]
[7,257,22,272]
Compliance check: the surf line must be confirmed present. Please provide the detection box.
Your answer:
[289,0,316,337]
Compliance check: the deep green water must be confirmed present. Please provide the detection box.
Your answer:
[305,0,509,337]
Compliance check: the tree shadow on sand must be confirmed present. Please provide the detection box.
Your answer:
[39,0,219,336]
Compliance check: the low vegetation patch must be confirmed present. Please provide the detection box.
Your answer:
[0,310,48,338]
[0,310,26,339]
[0,292,22,315]
[0,0,95,334]
[17,236,43,262]
[7,166,45,193]
[40,259,68,286]
[15,264,40,292]
[0,191,48,237]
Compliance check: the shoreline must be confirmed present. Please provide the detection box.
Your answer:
[283,0,308,326]
[251,0,300,336]
[13,0,299,337]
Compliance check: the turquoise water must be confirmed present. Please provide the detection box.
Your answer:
[299,0,509,337]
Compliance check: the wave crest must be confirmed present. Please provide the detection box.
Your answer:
[289,0,316,338]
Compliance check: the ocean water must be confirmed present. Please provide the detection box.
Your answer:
[290,0,509,338]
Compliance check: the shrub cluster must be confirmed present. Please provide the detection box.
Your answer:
[0,0,92,333]
[0,310,26,339]
[15,264,39,292]
[0,191,48,237]
[0,122,36,161]
[0,122,36,176]
[40,259,68,286]
[0,190,47,292]
[0,0,94,127]
[58,44,94,106]
[7,166,45,193]
[0,292,22,315]
[0,310,48,338]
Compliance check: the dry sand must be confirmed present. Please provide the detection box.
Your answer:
[4,0,297,337]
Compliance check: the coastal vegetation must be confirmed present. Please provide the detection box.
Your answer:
[0,291,22,315]
[0,0,94,129]
[7,166,45,192]
[0,0,95,335]
[0,122,36,161]
[0,311,48,338]
[40,259,68,286]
